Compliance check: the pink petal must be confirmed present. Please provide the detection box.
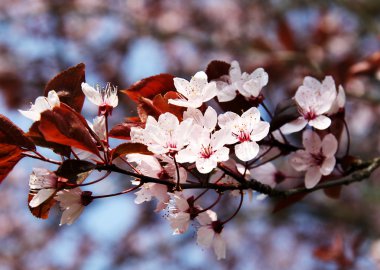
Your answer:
[280,117,307,134]
[213,234,227,260]
[196,158,217,174]
[322,134,338,157]
[305,166,322,189]
[320,156,336,175]
[173,77,192,97]
[197,227,214,248]
[289,151,310,171]
[309,115,331,130]
[218,111,239,129]
[204,106,218,131]
[302,130,321,154]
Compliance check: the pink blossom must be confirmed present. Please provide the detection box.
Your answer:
[130,113,193,155]
[289,130,338,189]
[218,107,270,161]
[81,82,118,115]
[29,168,58,208]
[281,76,337,134]
[168,71,217,108]
[55,188,93,225]
[196,210,226,260]
[19,90,60,121]
[216,60,268,102]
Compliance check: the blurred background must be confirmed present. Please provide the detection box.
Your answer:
[1,0,380,269]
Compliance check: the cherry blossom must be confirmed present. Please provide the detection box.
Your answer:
[29,168,58,207]
[19,90,60,121]
[55,187,93,225]
[280,76,337,134]
[216,60,268,102]
[196,210,226,260]
[81,82,118,115]
[183,106,217,132]
[176,124,230,174]
[131,113,193,155]
[168,71,217,108]
[218,107,270,161]
[289,130,338,189]
[168,193,204,234]
[127,154,187,211]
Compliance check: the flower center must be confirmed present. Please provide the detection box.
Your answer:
[233,130,251,142]
[201,145,215,158]
[311,151,325,166]
[303,109,317,121]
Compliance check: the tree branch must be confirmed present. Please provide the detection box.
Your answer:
[96,157,380,198]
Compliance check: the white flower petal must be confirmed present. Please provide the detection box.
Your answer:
[309,115,331,130]
[250,121,270,141]
[204,106,218,131]
[196,158,217,174]
[197,227,215,248]
[81,82,102,106]
[280,117,308,134]
[218,111,239,129]
[213,234,227,260]
[29,189,56,208]
[322,133,338,157]
[173,78,192,98]
[235,141,259,161]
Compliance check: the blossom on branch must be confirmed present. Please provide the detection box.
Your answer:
[127,154,187,211]
[196,210,226,260]
[218,107,270,161]
[19,90,60,121]
[81,82,118,116]
[176,124,230,174]
[280,76,337,134]
[168,71,217,108]
[131,113,193,155]
[29,168,58,207]
[55,187,93,225]
[289,130,338,189]
[216,60,268,102]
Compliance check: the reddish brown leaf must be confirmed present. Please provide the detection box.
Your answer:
[277,17,296,51]
[28,193,56,219]
[109,122,144,140]
[313,233,352,267]
[44,63,86,113]
[0,114,35,150]
[122,73,175,103]
[111,143,153,160]
[26,121,71,157]
[0,144,23,184]
[205,60,230,81]
[349,51,380,77]
[272,192,307,213]
[38,104,100,157]
[151,91,185,120]
[56,160,95,184]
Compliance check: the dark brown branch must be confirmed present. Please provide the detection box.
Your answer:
[96,157,380,198]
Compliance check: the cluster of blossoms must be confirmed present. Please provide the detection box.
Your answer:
[3,60,347,260]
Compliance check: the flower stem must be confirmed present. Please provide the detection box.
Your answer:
[91,183,142,199]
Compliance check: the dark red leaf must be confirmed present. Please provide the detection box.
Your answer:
[28,193,56,219]
[122,74,175,103]
[44,63,86,113]
[109,122,144,140]
[277,17,296,51]
[26,121,71,157]
[0,114,35,150]
[151,91,185,120]
[313,233,352,267]
[38,104,100,157]
[56,160,95,184]
[349,51,380,77]
[205,60,230,81]
[0,144,23,184]
[111,143,153,160]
